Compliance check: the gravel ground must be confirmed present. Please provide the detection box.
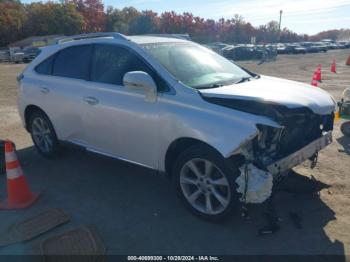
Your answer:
[0,49,349,256]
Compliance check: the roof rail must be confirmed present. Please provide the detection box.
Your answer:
[144,34,191,41]
[56,32,128,44]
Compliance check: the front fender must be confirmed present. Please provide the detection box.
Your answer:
[157,86,280,171]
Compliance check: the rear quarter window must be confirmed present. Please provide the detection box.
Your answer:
[52,45,92,80]
[35,55,55,75]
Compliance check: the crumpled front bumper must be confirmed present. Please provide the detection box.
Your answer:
[267,131,333,175]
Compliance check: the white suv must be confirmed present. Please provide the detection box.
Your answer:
[17,33,335,220]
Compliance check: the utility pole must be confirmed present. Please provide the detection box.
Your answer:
[278,10,283,42]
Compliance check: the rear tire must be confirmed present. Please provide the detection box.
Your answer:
[172,144,241,221]
[29,110,60,158]
[341,121,350,137]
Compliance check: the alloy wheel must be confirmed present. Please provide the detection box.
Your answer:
[180,158,231,215]
[31,117,53,153]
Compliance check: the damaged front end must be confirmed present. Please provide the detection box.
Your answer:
[206,97,334,173]
[253,107,334,174]
[205,97,335,203]
[253,110,332,173]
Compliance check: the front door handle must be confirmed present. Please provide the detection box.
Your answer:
[83,96,99,106]
[39,87,50,94]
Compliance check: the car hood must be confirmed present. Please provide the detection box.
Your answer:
[199,75,336,115]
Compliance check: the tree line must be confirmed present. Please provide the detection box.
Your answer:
[0,0,349,47]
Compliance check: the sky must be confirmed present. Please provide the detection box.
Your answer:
[108,0,350,35]
[22,0,350,35]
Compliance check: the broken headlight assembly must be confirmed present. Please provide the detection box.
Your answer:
[234,124,284,170]
[254,124,284,166]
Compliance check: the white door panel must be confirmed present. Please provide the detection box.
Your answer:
[83,82,160,169]
[25,43,94,144]
[24,75,86,142]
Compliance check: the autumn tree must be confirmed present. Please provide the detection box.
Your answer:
[69,0,105,32]
[23,2,84,36]
[310,29,350,41]
[159,11,183,33]
[0,1,26,46]
[106,6,141,34]
[129,10,160,34]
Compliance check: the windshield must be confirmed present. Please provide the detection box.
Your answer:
[141,42,251,89]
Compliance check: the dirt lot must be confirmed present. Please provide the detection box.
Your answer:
[0,50,349,256]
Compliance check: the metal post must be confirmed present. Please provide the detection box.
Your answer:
[278,10,283,42]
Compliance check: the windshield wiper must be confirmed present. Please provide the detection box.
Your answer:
[195,83,224,89]
[195,75,257,89]
[234,76,253,84]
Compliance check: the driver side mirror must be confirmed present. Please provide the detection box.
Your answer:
[123,71,157,102]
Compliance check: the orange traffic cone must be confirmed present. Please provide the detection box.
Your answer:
[315,67,322,82]
[334,110,341,121]
[346,55,350,66]
[311,73,318,87]
[0,140,40,209]
[318,64,322,80]
[331,59,337,73]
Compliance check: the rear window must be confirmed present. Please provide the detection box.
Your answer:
[35,55,55,75]
[52,45,92,80]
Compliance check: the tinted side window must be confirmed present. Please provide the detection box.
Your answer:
[53,45,92,80]
[35,55,55,75]
[91,44,153,85]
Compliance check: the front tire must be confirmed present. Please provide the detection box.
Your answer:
[173,145,241,221]
[29,110,60,158]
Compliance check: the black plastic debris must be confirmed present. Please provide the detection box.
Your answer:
[258,187,281,236]
[258,176,282,236]
[241,205,250,219]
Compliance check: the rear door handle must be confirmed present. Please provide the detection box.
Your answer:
[83,96,99,106]
[39,87,50,94]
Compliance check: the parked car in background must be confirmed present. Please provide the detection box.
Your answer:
[312,42,328,52]
[325,42,339,50]
[11,51,25,63]
[321,39,335,44]
[300,42,314,52]
[17,33,336,221]
[222,45,244,60]
[205,42,230,54]
[300,42,327,53]
[222,45,261,60]
[23,47,41,63]
[276,44,287,54]
[336,42,348,49]
[344,42,350,48]
[0,50,11,62]
[284,44,307,54]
